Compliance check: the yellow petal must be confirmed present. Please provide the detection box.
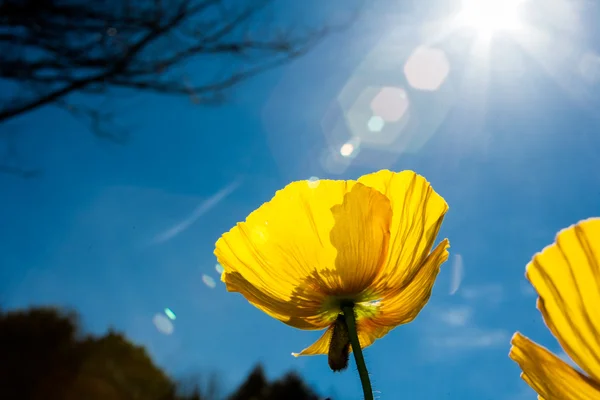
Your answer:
[370,238,449,329]
[355,318,394,350]
[509,332,600,399]
[224,271,332,330]
[329,183,392,295]
[357,170,448,295]
[215,178,392,329]
[292,318,392,357]
[526,217,600,382]
[292,325,334,356]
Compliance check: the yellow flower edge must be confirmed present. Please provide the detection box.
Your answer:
[509,217,600,399]
[214,169,450,356]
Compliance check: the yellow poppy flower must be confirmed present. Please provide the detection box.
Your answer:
[214,169,450,364]
[510,217,600,399]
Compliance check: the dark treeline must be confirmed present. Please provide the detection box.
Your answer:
[0,307,325,400]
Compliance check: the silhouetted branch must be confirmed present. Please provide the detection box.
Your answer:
[0,0,358,177]
[0,0,349,125]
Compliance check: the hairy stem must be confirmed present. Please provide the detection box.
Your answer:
[341,304,373,400]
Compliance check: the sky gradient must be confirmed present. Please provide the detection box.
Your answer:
[2,0,600,399]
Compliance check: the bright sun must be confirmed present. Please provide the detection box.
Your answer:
[458,0,525,34]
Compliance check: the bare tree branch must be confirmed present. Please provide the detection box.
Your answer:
[0,0,351,123]
[0,0,359,176]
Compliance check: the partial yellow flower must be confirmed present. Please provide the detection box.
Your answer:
[214,170,449,361]
[509,217,600,399]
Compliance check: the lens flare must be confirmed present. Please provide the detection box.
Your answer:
[458,0,525,34]
[164,308,176,320]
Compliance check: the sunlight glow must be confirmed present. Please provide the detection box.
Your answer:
[340,142,355,157]
[449,254,464,295]
[307,176,321,188]
[164,308,176,320]
[458,0,525,34]
[202,274,216,288]
[367,115,385,132]
[215,263,225,274]
[153,313,174,335]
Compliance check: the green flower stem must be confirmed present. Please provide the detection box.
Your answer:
[341,305,373,400]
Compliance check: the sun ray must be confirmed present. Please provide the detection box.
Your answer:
[457,0,526,37]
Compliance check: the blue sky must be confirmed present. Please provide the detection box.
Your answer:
[2,0,600,398]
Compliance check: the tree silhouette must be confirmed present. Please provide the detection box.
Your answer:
[0,307,178,400]
[0,0,349,129]
[228,365,269,400]
[0,0,356,177]
[69,331,176,400]
[228,365,321,400]
[0,306,328,400]
[0,307,84,400]
[262,372,320,400]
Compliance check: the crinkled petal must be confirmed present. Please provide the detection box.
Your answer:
[355,319,394,350]
[526,217,600,382]
[215,179,392,329]
[223,271,332,330]
[357,170,448,295]
[329,183,392,295]
[509,332,600,399]
[370,239,449,330]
